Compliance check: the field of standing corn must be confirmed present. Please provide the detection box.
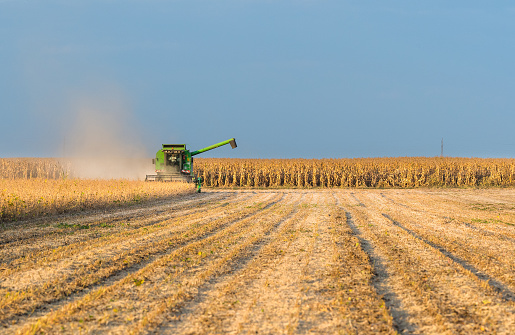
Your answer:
[2,157,515,187]
[195,157,515,187]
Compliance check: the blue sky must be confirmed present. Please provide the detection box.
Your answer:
[1,1,514,158]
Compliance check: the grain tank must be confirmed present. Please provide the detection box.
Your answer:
[145,138,237,182]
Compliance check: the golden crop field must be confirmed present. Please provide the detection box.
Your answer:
[0,158,70,180]
[0,179,194,222]
[0,158,194,222]
[1,189,515,334]
[195,157,515,188]
[3,157,515,188]
[0,157,515,188]
[2,157,515,333]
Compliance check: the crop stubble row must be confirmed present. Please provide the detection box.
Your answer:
[1,189,515,334]
[342,193,515,333]
[1,191,282,326]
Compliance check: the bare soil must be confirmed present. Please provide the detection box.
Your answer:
[1,189,515,334]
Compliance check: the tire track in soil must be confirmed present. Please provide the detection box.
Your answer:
[0,192,279,315]
[351,191,515,334]
[0,191,257,283]
[387,190,515,232]
[381,213,515,302]
[36,192,294,333]
[333,192,414,335]
[349,192,365,207]
[0,192,261,296]
[0,194,227,266]
[125,192,299,335]
[1,192,284,330]
[431,190,515,212]
[190,192,324,335]
[8,191,289,334]
[169,191,392,335]
[371,192,515,298]
[284,192,330,335]
[0,191,223,241]
[378,191,515,244]
[5,190,515,334]
[158,191,308,335]
[345,192,453,334]
[0,191,247,262]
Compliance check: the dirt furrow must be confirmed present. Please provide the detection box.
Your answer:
[162,192,309,334]
[0,191,250,265]
[377,190,515,245]
[368,192,515,297]
[348,191,515,334]
[0,191,225,245]
[0,195,224,264]
[0,192,284,327]
[158,191,309,334]
[332,192,408,334]
[2,189,515,334]
[382,213,515,302]
[200,192,322,334]
[16,192,296,334]
[382,190,515,240]
[0,191,265,281]
[430,189,515,211]
[166,191,394,334]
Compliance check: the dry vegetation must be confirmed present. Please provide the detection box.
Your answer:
[0,158,194,222]
[0,179,193,222]
[0,158,70,180]
[2,158,515,333]
[195,157,515,187]
[4,157,515,188]
[1,188,515,334]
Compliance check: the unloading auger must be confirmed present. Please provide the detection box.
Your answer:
[145,138,237,192]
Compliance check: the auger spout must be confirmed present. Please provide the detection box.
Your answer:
[146,138,237,187]
[191,138,237,156]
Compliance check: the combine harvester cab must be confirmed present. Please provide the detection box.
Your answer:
[145,138,237,184]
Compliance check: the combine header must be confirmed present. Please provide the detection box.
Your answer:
[145,138,237,191]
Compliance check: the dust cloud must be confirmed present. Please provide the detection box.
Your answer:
[63,95,154,180]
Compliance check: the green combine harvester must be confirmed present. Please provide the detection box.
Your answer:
[146,138,237,192]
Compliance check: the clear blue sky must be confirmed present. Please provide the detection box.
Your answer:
[1,1,514,158]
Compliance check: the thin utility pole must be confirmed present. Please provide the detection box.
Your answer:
[441,138,444,157]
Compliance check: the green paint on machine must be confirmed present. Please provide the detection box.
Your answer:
[146,139,237,192]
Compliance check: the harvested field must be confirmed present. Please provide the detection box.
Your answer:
[1,189,515,334]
